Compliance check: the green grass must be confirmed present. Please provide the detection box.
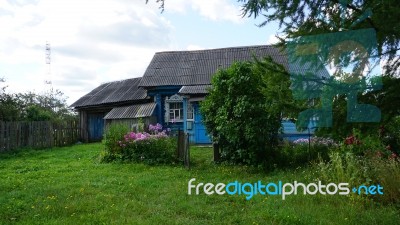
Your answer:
[0,143,399,224]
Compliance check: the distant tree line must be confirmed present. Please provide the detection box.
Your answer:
[0,78,76,122]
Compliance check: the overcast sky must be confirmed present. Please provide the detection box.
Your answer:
[0,0,280,105]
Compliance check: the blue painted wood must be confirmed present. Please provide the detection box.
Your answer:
[88,113,104,141]
[146,86,181,96]
[183,98,188,132]
[194,104,212,144]
[281,119,316,142]
[155,94,163,125]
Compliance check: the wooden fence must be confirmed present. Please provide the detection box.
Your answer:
[177,130,190,169]
[0,120,80,152]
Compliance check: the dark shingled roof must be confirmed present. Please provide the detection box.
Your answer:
[179,85,212,94]
[104,103,156,119]
[139,45,329,87]
[71,77,147,108]
[139,45,287,87]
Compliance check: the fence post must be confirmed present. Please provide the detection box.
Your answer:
[177,129,186,160]
[184,133,190,169]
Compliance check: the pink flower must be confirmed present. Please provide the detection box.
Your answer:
[389,152,398,160]
[129,132,136,139]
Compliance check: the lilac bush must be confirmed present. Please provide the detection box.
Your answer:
[311,137,337,147]
[149,123,163,134]
[277,137,337,168]
[102,123,177,164]
[293,137,337,147]
[293,138,309,144]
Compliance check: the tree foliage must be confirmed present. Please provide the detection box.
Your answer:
[201,57,302,166]
[148,0,399,75]
[316,75,400,152]
[240,0,400,75]
[0,92,21,121]
[0,79,76,122]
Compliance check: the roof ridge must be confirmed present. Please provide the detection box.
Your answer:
[154,44,279,55]
[100,76,142,85]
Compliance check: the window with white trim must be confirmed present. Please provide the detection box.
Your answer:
[165,94,184,122]
[169,102,183,121]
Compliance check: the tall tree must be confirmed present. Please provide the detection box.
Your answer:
[240,0,399,75]
[148,0,399,75]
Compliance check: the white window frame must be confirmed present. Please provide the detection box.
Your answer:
[165,94,184,122]
[169,102,183,121]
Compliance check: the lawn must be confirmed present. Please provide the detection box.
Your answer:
[0,143,399,224]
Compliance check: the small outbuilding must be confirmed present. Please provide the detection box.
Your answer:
[70,77,152,142]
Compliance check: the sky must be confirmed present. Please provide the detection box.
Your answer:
[0,0,281,105]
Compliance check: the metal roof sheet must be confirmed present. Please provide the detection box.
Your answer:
[179,85,212,94]
[139,45,329,87]
[140,45,284,87]
[71,77,147,108]
[103,102,156,120]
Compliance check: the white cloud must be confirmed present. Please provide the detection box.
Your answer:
[0,0,264,106]
[165,0,243,23]
[190,0,243,23]
[267,34,279,45]
[0,0,173,104]
[186,44,205,51]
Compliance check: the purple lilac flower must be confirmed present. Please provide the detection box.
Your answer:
[293,138,309,144]
[129,132,136,139]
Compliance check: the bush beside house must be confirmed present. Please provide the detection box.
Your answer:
[101,123,177,165]
[201,57,303,167]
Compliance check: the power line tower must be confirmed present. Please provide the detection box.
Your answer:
[44,41,54,109]
[45,41,52,87]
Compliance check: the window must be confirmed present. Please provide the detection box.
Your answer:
[169,102,183,121]
[187,103,194,121]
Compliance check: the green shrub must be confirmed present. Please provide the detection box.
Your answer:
[366,156,400,205]
[103,123,129,158]
[315,133,400,205]
[201,57,301,166]
[316,152,368,186]
[276,137,335,168]
[120,137,177,165]
[101,123,178,165]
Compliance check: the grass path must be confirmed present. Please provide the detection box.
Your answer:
[0,143,399,224]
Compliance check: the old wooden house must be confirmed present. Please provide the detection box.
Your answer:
[70,77,155,142]
[72,45,324,143]
[138,45,323,144]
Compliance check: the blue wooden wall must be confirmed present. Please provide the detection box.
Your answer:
[88,113,105,141]
[148,86,315,144]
